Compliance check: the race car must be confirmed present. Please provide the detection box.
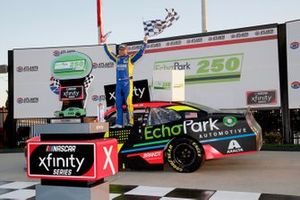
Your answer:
[104,101,262,172]
[54,107,86,118]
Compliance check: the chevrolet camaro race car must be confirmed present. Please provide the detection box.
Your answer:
[104,101,262,173]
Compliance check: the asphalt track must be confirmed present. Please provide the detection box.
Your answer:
[0,151,299,196]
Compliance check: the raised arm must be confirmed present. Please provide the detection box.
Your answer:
[131,36,148,63]
[104,43,117,62]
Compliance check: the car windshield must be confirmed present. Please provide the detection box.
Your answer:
[182,101,221,113]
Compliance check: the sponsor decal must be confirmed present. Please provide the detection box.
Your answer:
[127,150,164,164]
[104,79,150,107]
[92,62,114,69]
[230,32,249,39]
[16,97,39,104]
[144,124,183,140]
[60,86,85,101]
[144,117,249,141]
[16,65,38,72]
[246,90,277,105]
[208,34,225,41]
[154,53,244,85]
[223,116,237,127]
[154,61,191,71]
[227,140,244,154]
[183,119,248,140]
[53,49,76,57]
[91,95,106,102]
[185,112,198,119]
[254,28,274,36]
[290,41,299,49]
[291,81,300,89]
[46,145,76,153]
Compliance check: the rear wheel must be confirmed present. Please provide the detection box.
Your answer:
[165,137,204,173]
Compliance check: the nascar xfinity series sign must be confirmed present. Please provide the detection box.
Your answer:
[27,139,118,180]
[28,143,96,179]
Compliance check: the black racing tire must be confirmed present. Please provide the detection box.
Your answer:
[75,113,81,118]
[165,137,204,173]
[59,113,64,118]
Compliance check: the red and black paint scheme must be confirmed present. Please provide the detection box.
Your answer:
[104,101,262,173]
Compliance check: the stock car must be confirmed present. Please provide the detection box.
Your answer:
[54,107,86,118]
[104,101,262,173]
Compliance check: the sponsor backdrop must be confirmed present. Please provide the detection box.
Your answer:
[13,25,281,119]
[13,45,116,118]
[286,20,300,109]
[129,25,281,109]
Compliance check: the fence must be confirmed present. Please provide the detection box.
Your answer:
[0,111,8,147]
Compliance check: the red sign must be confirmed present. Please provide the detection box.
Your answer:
[27,137,118,181]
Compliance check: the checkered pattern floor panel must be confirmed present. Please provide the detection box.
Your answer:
[0,181,299,200]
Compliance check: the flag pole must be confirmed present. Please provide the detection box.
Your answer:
[97,0,104,44]
[201,0,208,32]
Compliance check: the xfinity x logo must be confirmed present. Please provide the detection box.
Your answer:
[227,140,243,154]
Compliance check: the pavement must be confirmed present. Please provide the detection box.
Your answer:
[0,151,300,197]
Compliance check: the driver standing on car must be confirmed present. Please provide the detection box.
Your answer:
[103,35,148,128]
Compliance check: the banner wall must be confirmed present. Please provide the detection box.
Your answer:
[13,25,281,119]
[13,45,116,118]
[130,26,280,109]
[286,20,300,109]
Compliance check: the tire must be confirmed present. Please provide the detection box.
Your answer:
[59,113,64,117]
[165,137,204,173]
[75,113,81,118]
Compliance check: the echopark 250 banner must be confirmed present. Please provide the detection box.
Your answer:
[130,25,281,109]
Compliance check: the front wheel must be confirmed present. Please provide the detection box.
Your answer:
[165,137,204,173]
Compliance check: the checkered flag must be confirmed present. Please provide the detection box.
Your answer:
[143,9,180,37]
[84,74,94,89]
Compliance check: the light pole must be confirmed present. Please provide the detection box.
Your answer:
[0,65,8,74]
[202,0,208,33]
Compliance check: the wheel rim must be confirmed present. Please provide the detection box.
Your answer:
[173,143,197,166]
